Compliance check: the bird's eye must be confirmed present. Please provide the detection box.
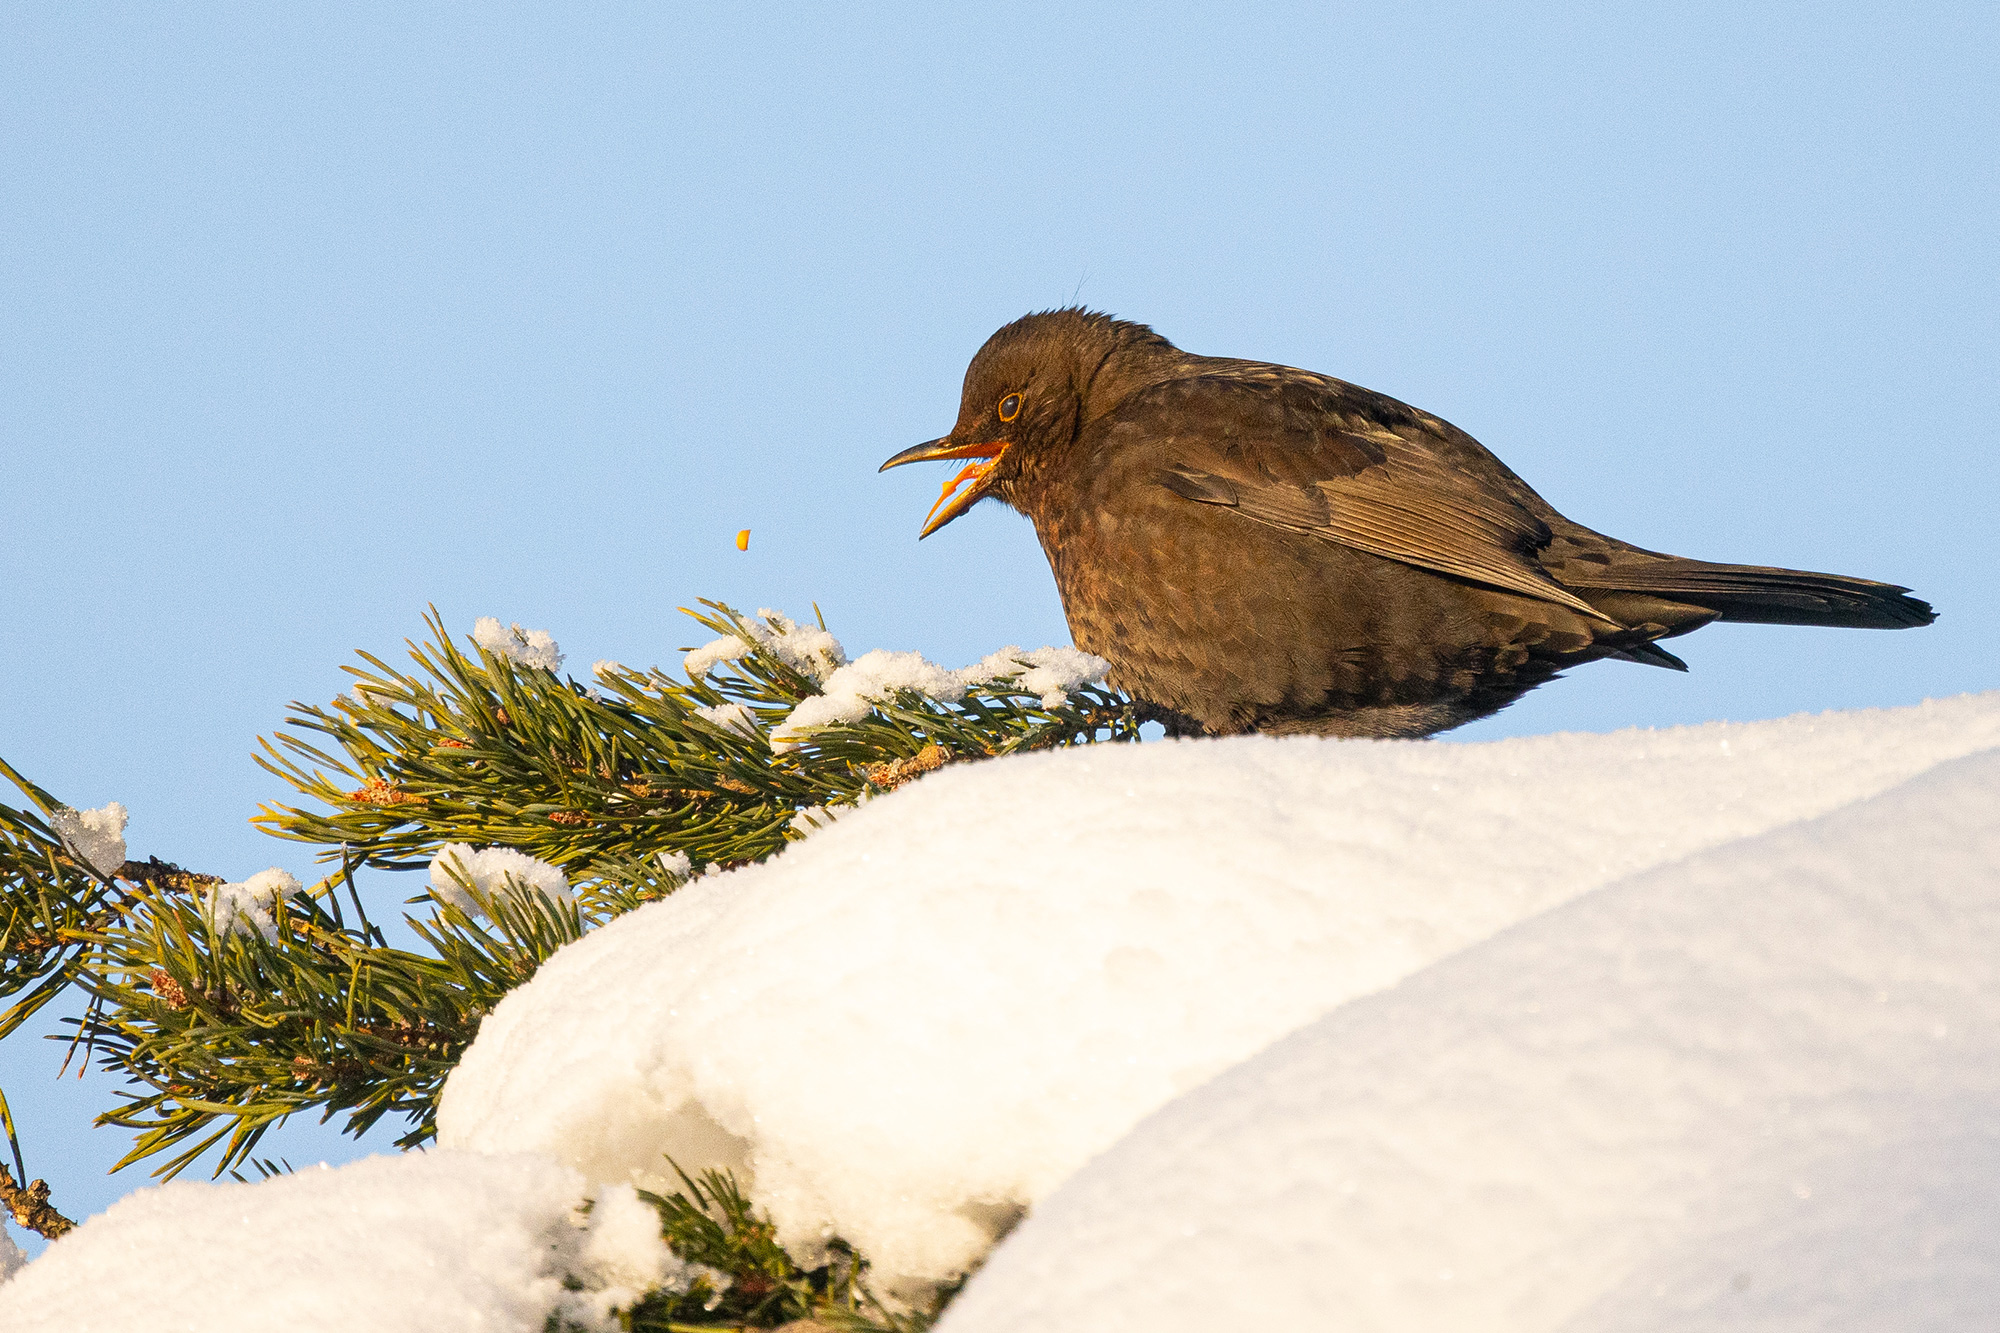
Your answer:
[997,393,1023,422]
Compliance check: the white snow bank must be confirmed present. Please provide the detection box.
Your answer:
[437,693,2000,1289]
[940,747,2000,1332]
[0,1151,680,1333]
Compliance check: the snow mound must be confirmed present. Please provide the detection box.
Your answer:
[939,747,2000,1332]
[436,693,2000,1289]
[0,1151,678,1333]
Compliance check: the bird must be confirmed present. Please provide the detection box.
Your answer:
[880,309,1936,739]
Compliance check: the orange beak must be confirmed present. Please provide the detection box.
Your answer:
[879,437,1012,538]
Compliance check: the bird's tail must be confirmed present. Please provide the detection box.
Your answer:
[1565,554,1936,630]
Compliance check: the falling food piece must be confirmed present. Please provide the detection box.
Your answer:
[736,529,750,552]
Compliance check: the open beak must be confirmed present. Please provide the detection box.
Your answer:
[879,437,1012,538]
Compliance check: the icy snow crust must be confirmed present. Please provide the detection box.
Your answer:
[0,1151,678,1332]
[437,693,2000,1288]
[940,748,2000,1332]
[48,801,127,877]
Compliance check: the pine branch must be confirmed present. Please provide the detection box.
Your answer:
[2,604,1139,1193]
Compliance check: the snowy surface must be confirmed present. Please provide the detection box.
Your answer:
[939,747,2000,1332]
[0,1151,679,1333]
[437,692,2000,1289]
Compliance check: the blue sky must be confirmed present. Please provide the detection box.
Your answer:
[4,3,1995,1245]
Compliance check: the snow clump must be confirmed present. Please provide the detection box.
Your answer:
[770,649,968,751]
[684,610,848,684]
[437,692,2000,1292]
[745,609,847,682]
[349,679,401,707]
[206,867,304,941]
[471,617,564,672]
[940,749,2000,1333]
[682,635,749,677]
[957,645,1110,708]
[429,844,572,918]
[693,702,759,737]
[48,802,128,877]
[0,1151,688,1332]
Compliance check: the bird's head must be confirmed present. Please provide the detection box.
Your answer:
[881,308,1177,536]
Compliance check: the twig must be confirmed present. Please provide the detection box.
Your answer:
[0,1160,75,1240]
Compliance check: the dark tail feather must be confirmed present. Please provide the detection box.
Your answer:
[1608,640,1690,671]
[1570,558,1936,630]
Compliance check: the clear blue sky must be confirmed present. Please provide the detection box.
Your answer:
[4,3,1995,1248]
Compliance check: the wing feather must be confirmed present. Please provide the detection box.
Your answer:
[1139,371,1620,625]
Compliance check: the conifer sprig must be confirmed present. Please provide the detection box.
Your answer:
[253,603,1138,879]
[0,603,1140,1286]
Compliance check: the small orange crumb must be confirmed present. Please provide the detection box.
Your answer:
[736,528,750,551]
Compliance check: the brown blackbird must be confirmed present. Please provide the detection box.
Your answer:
[881,309,1936,738]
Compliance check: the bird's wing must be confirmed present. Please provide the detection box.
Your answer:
[1126,368,1621,625]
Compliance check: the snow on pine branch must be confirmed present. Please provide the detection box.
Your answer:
[768,646,1112,752]
[684,609,846,685]
[682,635,750,678]
[693,702,759,737]
[206,867,304,942]
[429,844,573,919]
[772,649,970,751]
[471,617,565,672]
[675,608,1110,752]
[958,645,1113,709]
[48,801,128,877]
